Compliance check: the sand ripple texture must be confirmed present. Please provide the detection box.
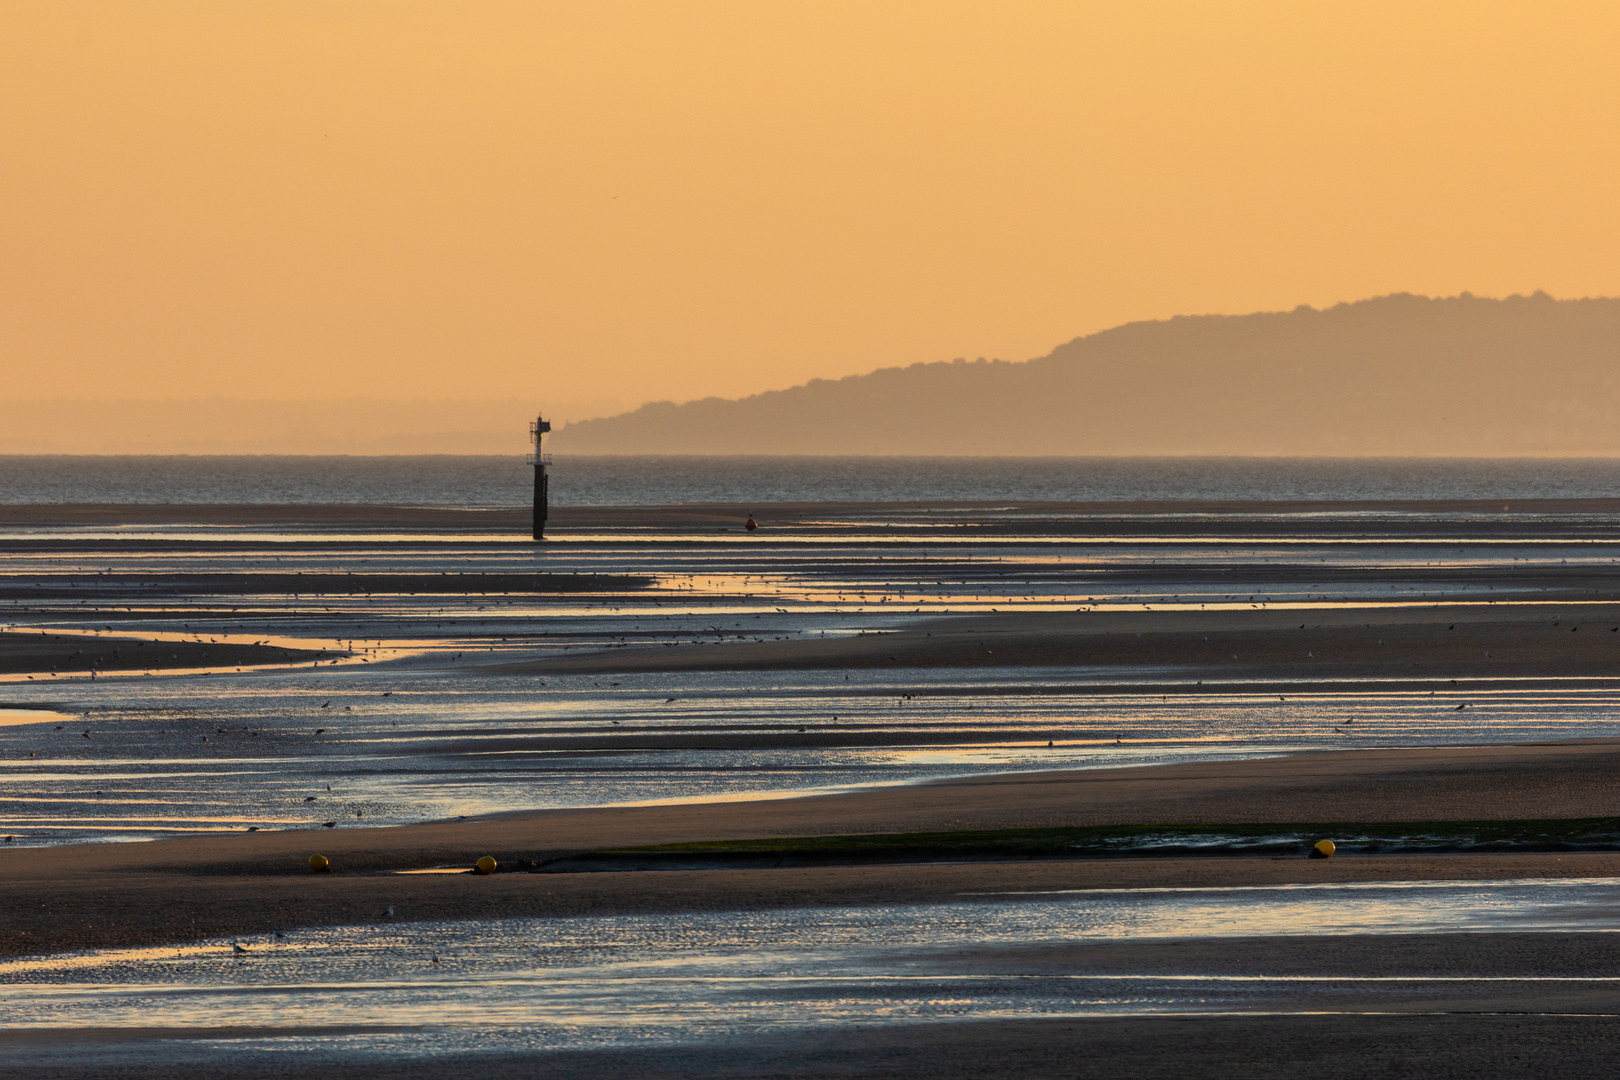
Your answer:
[7,879,1620,1066]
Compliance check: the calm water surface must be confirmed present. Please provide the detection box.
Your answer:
[6,879,1620,1065]
[6,497,1620,841]
[6,454,1620,506]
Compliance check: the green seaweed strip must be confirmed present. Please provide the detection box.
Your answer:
[596,817,1620,859]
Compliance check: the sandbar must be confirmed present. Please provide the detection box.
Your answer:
[6,741,1620,958]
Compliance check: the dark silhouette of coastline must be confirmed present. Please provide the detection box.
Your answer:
[554,292,1620,455]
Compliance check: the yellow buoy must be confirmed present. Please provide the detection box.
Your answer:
[308,853,330,872]
[475,855,497,875]
[1310,839,1336,859]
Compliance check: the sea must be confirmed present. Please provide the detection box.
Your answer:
[4,454,1620,506]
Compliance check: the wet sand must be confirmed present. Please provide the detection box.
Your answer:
[0,631,325,674]
[5,961,1620,1079]
[0,573,652,600]
[518,603,1620,678]
[11,851,1620,961]
[12,591,1620,683]
[6,741,1620,958]
[5,1013,1618,1080]
[9,500,1620,1074]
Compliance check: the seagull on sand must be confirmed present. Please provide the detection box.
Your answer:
[232,941,249,955]
[382,906,394,918]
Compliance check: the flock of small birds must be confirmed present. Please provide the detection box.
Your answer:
[230,905,435,961]
[20,688,415,836]
[176,622,1444,966]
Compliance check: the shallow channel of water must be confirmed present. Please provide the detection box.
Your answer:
[6,877,1620,1065]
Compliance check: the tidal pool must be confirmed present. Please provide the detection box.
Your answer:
[6,877,1620,1067]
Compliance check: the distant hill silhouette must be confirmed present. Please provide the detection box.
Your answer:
[552,292,1620,455]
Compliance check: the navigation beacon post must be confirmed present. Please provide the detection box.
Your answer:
[528,415,552,541]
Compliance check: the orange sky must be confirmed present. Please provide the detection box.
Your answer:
[3,2,1617,418]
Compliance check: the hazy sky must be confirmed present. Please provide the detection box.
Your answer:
[4,2,1617,413]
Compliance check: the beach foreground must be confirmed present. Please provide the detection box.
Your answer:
[7,1014,1620,1080]
[5,740,1620,956]
[7,743,1620,1078]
